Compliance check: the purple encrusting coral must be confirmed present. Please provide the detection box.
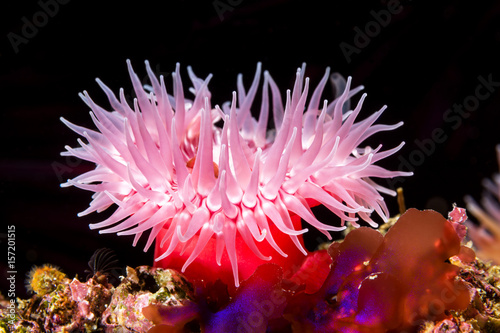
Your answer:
[60,60,411,286]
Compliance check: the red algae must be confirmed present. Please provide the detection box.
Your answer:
[288,249,332,294]
[285,209,472,332]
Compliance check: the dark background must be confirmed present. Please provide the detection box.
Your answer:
[1,0,500,298]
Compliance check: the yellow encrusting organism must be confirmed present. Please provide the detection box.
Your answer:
[26,264,67,296]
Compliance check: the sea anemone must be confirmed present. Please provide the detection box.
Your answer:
[464,144,500,263]
[61,60,411,286]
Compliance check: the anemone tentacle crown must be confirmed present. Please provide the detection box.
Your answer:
[61,60,412,286]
